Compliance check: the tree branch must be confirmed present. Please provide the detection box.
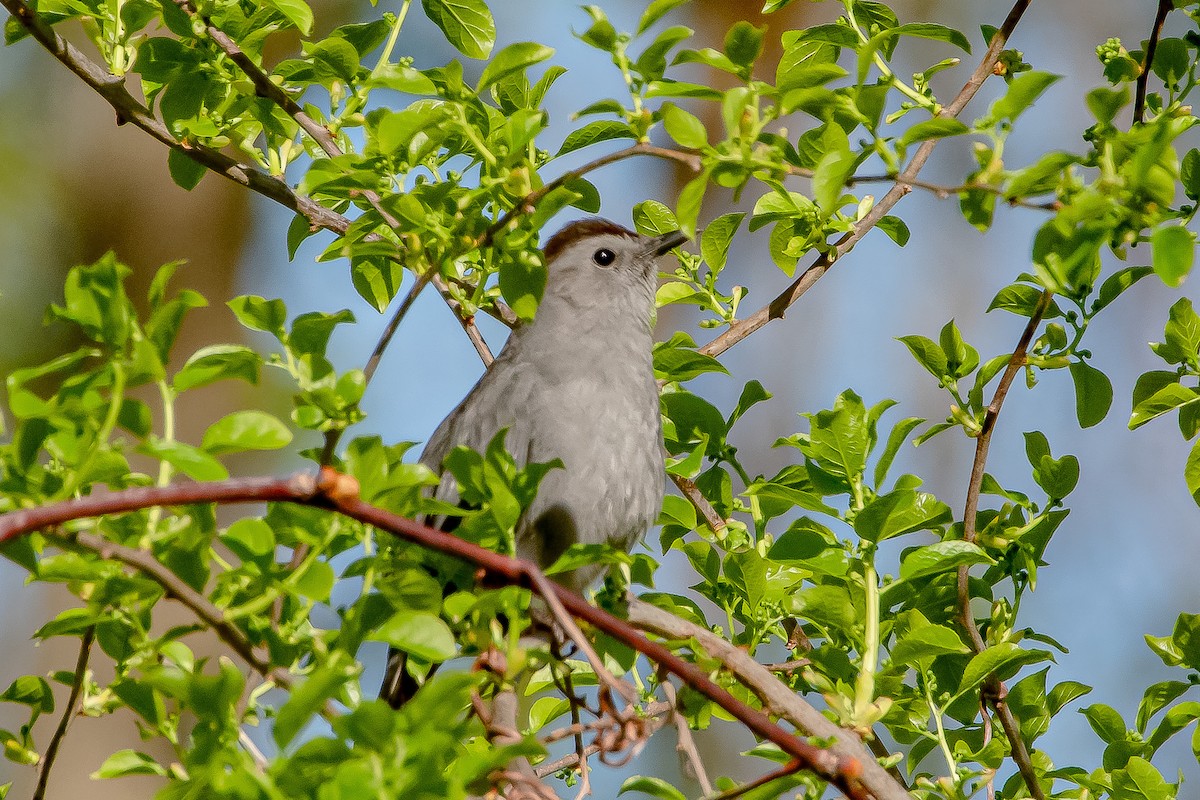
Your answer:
[32,626,94,800]
[0,471,874,800]
[626,598,910,800]
[849,174,1060,212]
[1134,0,1174,124]
[698,0,1034,360]
[72,531,295,691]
[955,289,1054,800]
[0,0,346,233]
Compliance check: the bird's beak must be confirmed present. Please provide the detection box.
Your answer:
[644,229,689,257]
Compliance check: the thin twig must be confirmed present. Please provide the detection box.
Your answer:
[523,567,638,707]
[32,626,94,800]
[703,760,800,800]
[662,682,714,795]
[1134,0,1174,124]
[482,143,703,246]
[72,532,295,691]
[698,0,1034,360]
[849,174,1061,212]
[955,289,1053,800]
[0,472,877,800]
[172,0,340,157]
[670,475,726,534]
[0,0,345,232]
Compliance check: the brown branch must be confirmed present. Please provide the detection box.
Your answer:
[172,0,341,157]
[32,626,94,800]
[955,289,1053,800]
[626,598,909,800]
[698,0,1033,360]
[0,472,873,800]
[661,682,713,795]
[670,475,726,534]
[0,0,346,234]
[72,531,294,691]
[1134,0,1174,124]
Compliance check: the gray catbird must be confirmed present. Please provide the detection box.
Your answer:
[380,218,687,707]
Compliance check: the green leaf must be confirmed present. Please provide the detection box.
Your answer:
[1130,384,1200,430]
[620,775,687,800]
[723,21,765,69]
[987,71,1060,122]
[1151,225,1195,288]
[804,389,869,481]
[1,676,54,713]
[202,410,293,454]
[890,22,970,53]
[662,102,708,149]
[1031,452,1079,500]
[498,253,547,322]
[675,172,708,238]
[139,438,229,481]
[637,0,689,35]
[876,215,910,246]
[228,295,287,339]
[421,0,495,59]
[1181,149,1200,200]
[221,519,275,559]
[262,0,313,34]
[1081,703,1127,744]
[728,380,771,428]
[370,611,457,662]
[700,212,744,271]
[898,540,994,582]
[1069,361,1113,428]
[854,490,952,542]
[1137,681,1192,734]
[92,750,167,779]
[167,149,206,191]
[477,42,553,90]
[175,347,251,393]
[1186,438,1200,507]
[889,624,969,667]
[293,561,335,602]
[959,643,1052,695]
[653,338,729,382]
[898,117,969,147]
[1094,266,1153,314]
[898,334,948,379]
[555,120,636,157]
[874,416,924,489]
[274,652,357,748]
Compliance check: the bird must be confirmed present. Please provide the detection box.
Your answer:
[380,218,687,707]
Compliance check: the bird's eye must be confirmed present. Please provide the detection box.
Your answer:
[592,248,616,267]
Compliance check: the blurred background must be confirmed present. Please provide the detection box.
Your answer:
[1,0,1198,796]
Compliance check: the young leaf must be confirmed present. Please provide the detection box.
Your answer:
[476,42,553,90]
[422,0,495,59]
[1069,361,1113,429]
[1151,225,1195,288]
[202,410,293,454]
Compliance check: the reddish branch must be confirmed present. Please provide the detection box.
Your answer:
[1134,0,1175,124]
[698,0,1034,360]
[956,289,1054,800]
[0,470,876,800]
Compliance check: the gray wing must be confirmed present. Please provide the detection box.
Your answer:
[417,349,543,523]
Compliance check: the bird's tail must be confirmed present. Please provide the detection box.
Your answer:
[380,648,439,708]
